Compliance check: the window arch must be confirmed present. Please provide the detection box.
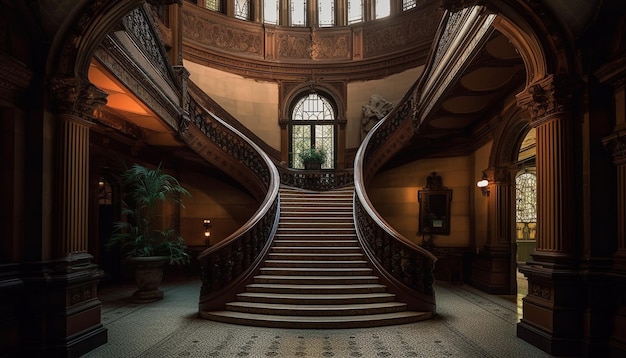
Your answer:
[289,92,337,169]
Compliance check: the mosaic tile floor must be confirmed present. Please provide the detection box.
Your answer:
[83,273,551,358]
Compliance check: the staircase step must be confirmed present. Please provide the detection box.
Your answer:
[276,228,355,235]
[201,186,431,330]
[267,252,364,261]
[253,275,380,285]
[263,260,369,268]
[236,292,397,305]
[273,233,356,239]
[271,246,362,254]
[246,283,387,294]
[203,311,432,329]
[259,267,373,276]
[225,301,407,316]
[273,239,359,247]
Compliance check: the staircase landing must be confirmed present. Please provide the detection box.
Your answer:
[202,186,432,328]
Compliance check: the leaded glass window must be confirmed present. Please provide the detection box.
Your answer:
[290,93,336,169]
[290,0,307,26]
[264,0,279,24]
[375,0,390,19]
[402,0,416,11]
[205,0,220,12]
[516,171,537,240]
[235,0,250,20]
[347,0,363,24]
[319,0,335,27]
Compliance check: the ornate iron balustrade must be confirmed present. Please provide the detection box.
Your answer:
[182,87,281,312]
[278,167,354,191]
[353,80,437,312]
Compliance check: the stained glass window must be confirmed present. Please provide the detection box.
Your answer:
[235,0,250,20]
[291,93,336,169]
[516,171,537,240]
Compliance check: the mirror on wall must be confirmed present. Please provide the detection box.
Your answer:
[418,172,452,236]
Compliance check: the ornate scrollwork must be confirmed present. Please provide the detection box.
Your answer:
[49,77,108,119]
[516,74,581,123]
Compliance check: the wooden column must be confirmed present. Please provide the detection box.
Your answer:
[19,77,109,357]
[515,74,583,356]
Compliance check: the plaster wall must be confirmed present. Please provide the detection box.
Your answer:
[185,60,423,153]
[472,142,492,251]
[178,170,257,248]
[185,61,281,150]
[368,156,473,248]
[346,67,424,148]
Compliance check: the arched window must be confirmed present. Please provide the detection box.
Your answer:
[516,170,537,241]
[290,93,336,169]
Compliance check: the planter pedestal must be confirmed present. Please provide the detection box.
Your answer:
[128,256,169,303]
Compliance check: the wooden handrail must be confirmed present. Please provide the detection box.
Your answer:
[182,85,281,312]
[353,80,437,313]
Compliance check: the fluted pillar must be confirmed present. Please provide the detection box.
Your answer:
[471,167,515,294]
[515,74,583,355]
[19,77,109,357]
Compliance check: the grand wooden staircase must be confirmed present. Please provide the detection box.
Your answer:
[203,186,432,328]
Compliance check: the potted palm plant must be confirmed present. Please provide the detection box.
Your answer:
[298,146,327,170]
[106,163,191,302]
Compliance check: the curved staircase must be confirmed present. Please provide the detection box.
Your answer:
[203,186,432,328]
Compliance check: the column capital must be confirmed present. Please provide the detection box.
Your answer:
[516,74,581,125]
[49,76,108,120]
[603,130,626,166]
[484,166,512,185]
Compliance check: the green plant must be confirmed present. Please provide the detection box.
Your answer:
[298,146,327,164]
[106,163,191,265]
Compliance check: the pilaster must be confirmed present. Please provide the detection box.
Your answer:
[515,74,584,355]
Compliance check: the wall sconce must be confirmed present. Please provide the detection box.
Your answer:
[476,172,490,196]
[203,219,212,247]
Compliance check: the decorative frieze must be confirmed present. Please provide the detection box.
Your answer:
[363,8,441,58]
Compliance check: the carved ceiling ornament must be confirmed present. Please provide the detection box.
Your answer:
[515,74,580,125]
[50,76,108,120]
